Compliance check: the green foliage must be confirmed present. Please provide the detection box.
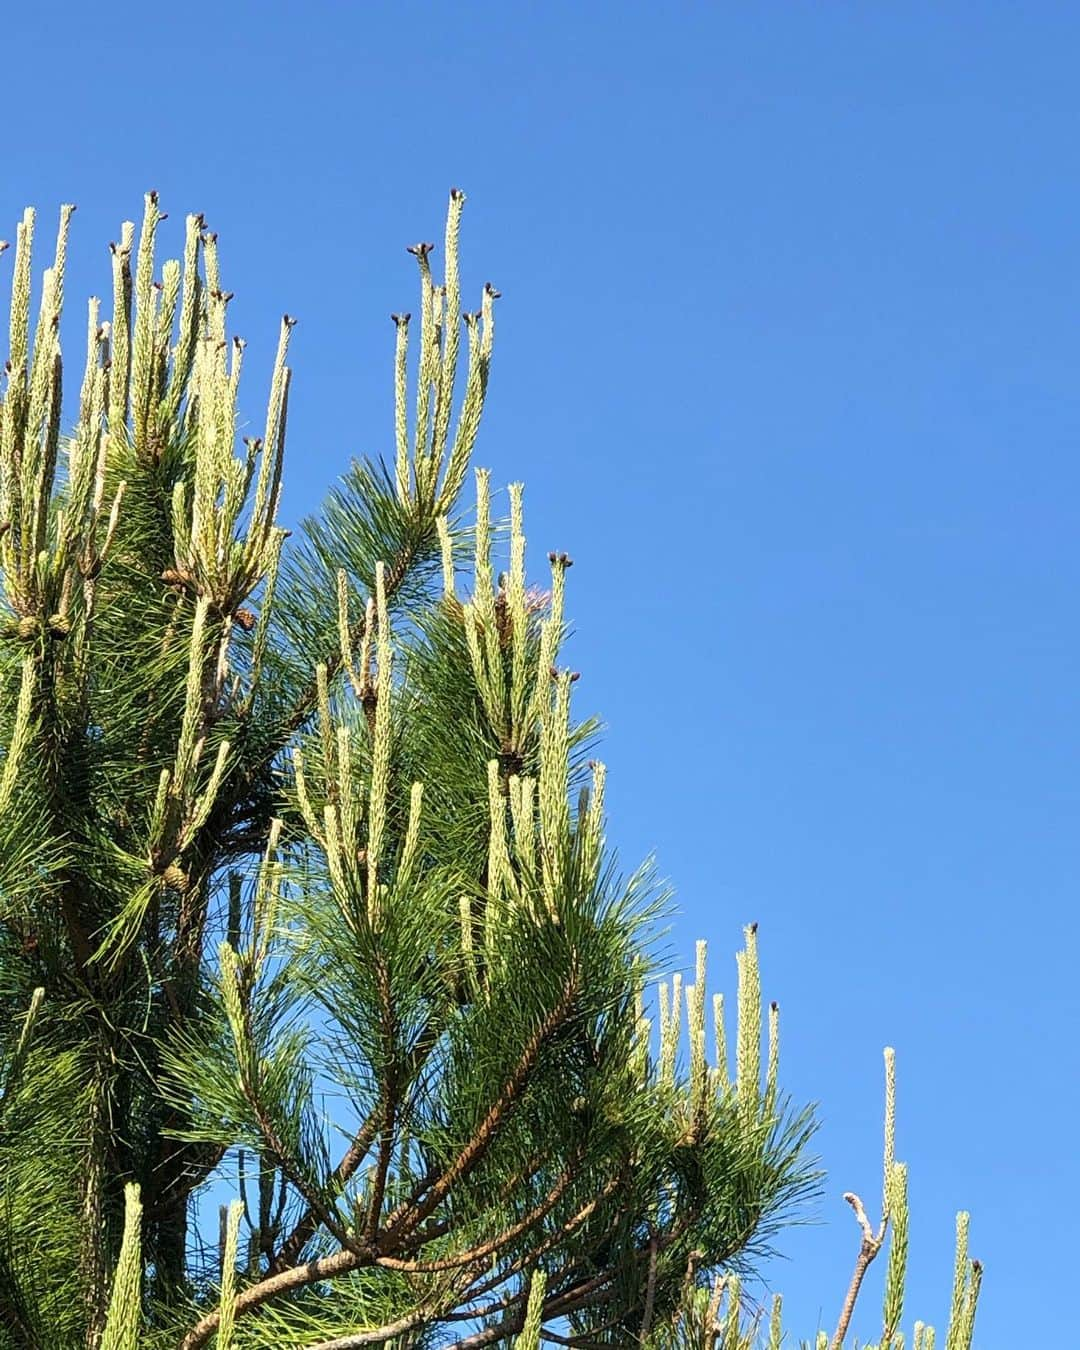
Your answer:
[0,193,977,1350]
[644,1053,981,1350]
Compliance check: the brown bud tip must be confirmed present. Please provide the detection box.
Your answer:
[550,666,560,679]
[148,190,159,204]
[204,230,218,244]
[570,671,581,682]
[749,921,759,934]
[770,1000,778,1012]
[548,551,557,563]
[485,282,502,299]
[283,313,297,327]
[158,212,169,222]
[561,553,574,567]
[221,291,235,304]
[193,213,206,227]
[0,241,9,253]
[972,1259,983,1273]
[391,312,411,325]
[450,187,465,200]
[406,241,436,258]
[153,281,163,291]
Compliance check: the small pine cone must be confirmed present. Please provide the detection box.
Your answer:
[46,613,71,640]
[233,607,257,632]
[162,863,190,893]
[16,616,40,641]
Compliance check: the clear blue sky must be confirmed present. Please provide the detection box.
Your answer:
[4,3,1075,1344]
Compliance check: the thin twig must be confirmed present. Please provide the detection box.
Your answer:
[830,1191,886,1349]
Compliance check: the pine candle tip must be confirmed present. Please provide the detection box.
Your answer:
[406,241,435,257]
[485,282,502,298]
[749,920,759,934]
[570,671,581,683]
[770,1000,778,1011]
[450,186,465,200]
[391,312,411,325]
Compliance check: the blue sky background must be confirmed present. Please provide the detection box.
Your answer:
[3,3,1076,1344]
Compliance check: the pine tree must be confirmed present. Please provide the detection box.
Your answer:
[0,193,976,1349]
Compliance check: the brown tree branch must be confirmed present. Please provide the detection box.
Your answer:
[830,1191,886,1350]
[374,1151,582,1274]
[178,978,578,1349]
[377,975,578,1247]
[269,1017,442,1273]
[178,1246,369,1350]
